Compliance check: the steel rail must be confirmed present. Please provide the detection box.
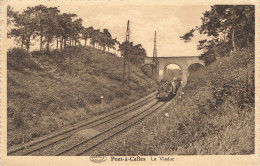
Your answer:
[56,101,171,156]
[8,92,157,155]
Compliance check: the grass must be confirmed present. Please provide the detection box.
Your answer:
[7,46,157,147]
[108,49,254,155]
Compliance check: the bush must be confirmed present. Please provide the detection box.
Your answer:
[7,46,157,147]
[185,48,254,111]
[124,48,255,155]
[180,49,254,154]
[31,50,50,57]
[8,47,30,59]
[13,111,24,129]
[8,47,43,71]
[108,72,122,81]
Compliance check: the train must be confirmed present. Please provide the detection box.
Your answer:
[156,79,181,101]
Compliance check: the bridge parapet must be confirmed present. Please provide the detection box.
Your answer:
[143,56,205,86]
[143,57,155,66]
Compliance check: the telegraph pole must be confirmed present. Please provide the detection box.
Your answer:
[122,20,131,94]
[122,49,126,85]
[152,31,158,82]
[126,21,131,94]
[122,21,129,85]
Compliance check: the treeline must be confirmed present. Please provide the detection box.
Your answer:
[7,5,118,52]
[180,5,254,65]
[7,5,147,65]
[119,41,147,66]
[164,69,182,81]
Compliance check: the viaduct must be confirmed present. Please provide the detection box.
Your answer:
[143,56,205,86]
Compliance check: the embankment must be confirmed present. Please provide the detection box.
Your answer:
[7,46,156,147]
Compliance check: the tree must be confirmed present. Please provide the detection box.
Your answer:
[118,41,132,57]
[8,5,120,53]
[84,26,95,47]
[7,5,18,33]
[131,44,147,65]
[119,42,146,65]
[107,38,118,52]
[25,5,49,51]
[180,5,255,64]
[10,10,37,51]
[42,7,60,51]
[82,27,91,46]
[100,28,111,51]
[58,13,77,49]
[8,5,60,51]
[90,28,102,49]
[70,18,83,46]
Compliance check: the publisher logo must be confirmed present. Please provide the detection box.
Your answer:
[90,156,107,163]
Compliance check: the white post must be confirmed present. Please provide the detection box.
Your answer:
[123,139,126,147]
[100,96,104,108]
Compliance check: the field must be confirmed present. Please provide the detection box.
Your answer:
[7,46,157,147]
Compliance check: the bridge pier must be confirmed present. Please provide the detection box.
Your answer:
[158,67,164,81]
[180,67,189,86]
[143,56,205,87]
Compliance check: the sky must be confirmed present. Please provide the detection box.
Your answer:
[7,1,211,58]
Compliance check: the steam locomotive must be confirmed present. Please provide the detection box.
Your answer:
[156,79,181,101]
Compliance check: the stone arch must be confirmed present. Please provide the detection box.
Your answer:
[159,61,186,85]
[159,62,181,81]
[141,63,154,69]
[163,63,182,81]
[143,56,205,87]
[188,62,205,73]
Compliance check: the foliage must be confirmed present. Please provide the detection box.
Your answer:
[7,46,156,147]
[108,48,254,155]
[8,5,147,69]
[180,5,254,64]
[7,47,43,71]
[7,47,30,59]
[164,69,182,81]
[118,41,147,66]
[7,5,118,52]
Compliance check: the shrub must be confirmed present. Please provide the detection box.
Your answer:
[8,48,43,71]
[31,50,50,57]
[123,48,255,155]
[8,47,30,59]
[108,72,122,81]
[13,111,24,129]
[7,46,156,147]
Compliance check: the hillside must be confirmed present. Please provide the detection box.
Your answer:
[105,49,255,155]
[166,49,254,154]
[7,46,157,147]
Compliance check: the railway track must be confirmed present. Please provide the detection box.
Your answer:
[56,100,172,156]
[8,92,157,156]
